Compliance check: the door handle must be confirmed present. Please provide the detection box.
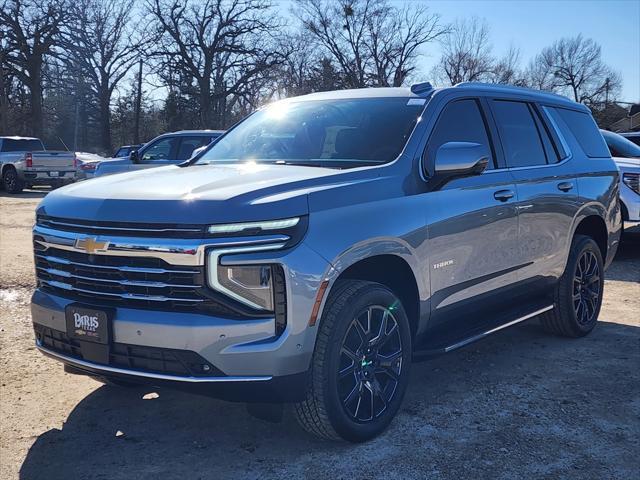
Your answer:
[493,189,514,202]
[557,181,574,192]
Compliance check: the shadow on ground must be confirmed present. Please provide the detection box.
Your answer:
[0,188,49,199]
[19,318,639,480]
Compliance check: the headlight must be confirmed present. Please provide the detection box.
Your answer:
[207,244,285,311]
[216,264,274,310]
[208,217,299,235]
[622,173,639,194]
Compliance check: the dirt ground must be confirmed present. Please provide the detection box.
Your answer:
[1,189,639,480]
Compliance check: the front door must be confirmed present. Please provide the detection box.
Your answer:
[421,98,520,334]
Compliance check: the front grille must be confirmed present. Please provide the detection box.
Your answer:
[37,215,207,238]
[34,325,225,377]
[34,246,242,317]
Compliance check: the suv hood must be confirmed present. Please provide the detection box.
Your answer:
[38,163,356,224]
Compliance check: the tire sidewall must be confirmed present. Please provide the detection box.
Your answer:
[321,283,412,442]
[562,236,604,334]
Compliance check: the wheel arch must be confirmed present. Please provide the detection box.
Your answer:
[320,248,423,340]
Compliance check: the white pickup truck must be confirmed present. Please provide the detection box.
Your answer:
[0,137,77,194]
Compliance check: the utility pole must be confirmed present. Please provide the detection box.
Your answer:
[604,77,610,106]
[133,59,143,144]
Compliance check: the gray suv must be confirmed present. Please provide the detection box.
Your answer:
[31,82,621,442]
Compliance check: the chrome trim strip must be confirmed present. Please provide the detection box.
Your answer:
[37,266,201,289]
[444,305,554,352]
[40,279,204,303]
[33,225,290,266]
[35,254,199,274]
[207,243,286,310]
[37,345,273,383]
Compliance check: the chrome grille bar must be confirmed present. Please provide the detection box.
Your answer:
[36,254,199,274]
[37,266,202,289]
[41,279,204,303]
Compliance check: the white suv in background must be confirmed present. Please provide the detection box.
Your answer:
[601,130,640,232]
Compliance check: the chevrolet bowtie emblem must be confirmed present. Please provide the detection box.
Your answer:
[75,237,110,254]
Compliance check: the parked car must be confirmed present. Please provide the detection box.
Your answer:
[0,136,76,193]
[74,152,106,180]
[31,83,621,442]
[113,144,142,158]
[620,131,640,147]
[93,130,224,178]
[600,130,640,232]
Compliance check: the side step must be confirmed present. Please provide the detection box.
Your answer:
[413,304,554,360]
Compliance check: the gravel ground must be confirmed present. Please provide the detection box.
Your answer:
[1,189,639,480]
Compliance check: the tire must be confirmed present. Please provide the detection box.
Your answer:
[540,235,604,337]
[2,167,24,194]
[294,280,412,442]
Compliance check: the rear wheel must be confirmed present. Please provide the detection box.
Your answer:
[540,235,604,337]
[2,167,24,194]
[294,280,412,442]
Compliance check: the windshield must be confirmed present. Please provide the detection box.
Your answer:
[196,97,425,168]
[601,130,640,158]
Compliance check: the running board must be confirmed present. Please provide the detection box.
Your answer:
[413,304,554,359]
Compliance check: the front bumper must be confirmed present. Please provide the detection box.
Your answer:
[30,232,330,400]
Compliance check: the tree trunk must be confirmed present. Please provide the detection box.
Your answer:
[27,60,44,138]
[0,62,8,134]
[199,79,212,128]
[99,90,112,154]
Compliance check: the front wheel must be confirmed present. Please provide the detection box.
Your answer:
[540,235,604,337]
[294,280,412,442]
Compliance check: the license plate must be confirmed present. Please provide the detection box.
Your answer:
[49,171,60,177]
[65,305,111,344]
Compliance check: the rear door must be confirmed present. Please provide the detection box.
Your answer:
[488,99,579,299]
[423,97,520,332]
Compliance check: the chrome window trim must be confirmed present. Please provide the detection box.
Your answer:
[37,344,272,383]
[207,243,286,310]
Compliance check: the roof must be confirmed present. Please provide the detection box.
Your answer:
[164,130,225,136]
[269,82,584,111]
[0,136,40,140]
[282,87,421,103]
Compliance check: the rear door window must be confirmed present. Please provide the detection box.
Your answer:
[176,137,211,160]
[1,139,45,152]
[491,100,547,168]
[556,108,610,158]
[425,98,495,172]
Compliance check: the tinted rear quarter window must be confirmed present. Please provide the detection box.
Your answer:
[556,108,610,157]
[491,100,547,168]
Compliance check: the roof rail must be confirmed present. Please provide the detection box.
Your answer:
[454,82,570,101]
[410,81,434,95]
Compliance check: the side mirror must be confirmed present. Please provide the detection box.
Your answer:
[189,145,207,160]
[429,142,490,189]
[129,149,139,163]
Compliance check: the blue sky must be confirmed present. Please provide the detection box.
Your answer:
[281,0,640,102]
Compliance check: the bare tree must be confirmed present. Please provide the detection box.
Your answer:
[147,0,287,128]
[61,0,142,152]
[433,17,494,85]
[0,0,67,137]
[490,45,525,85]
[528,35,622,103]
[295,0,446,88]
